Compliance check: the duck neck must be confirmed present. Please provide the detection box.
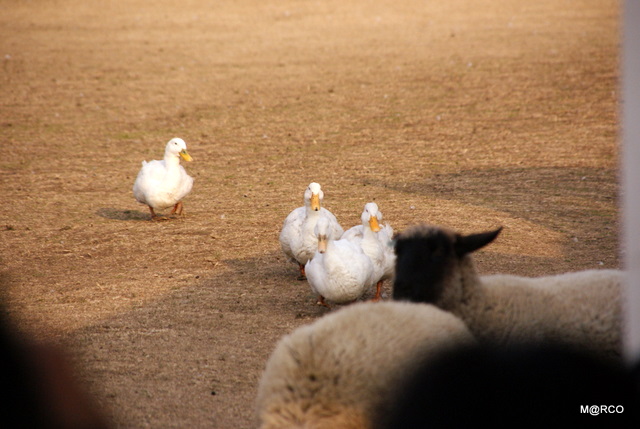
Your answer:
[302,209,321,239]
[362,224,377,240]
[305,206,321,219]
[164,152,181,169]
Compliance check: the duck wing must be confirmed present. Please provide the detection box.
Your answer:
[279,207,306,260]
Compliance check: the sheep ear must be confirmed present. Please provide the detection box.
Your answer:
[455,227,502,257]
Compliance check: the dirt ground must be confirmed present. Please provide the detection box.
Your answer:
[0,0,620,427]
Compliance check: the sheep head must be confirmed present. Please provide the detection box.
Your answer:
[392,224,502,307]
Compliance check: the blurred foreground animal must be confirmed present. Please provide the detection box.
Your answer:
[1,285,109,428]
[378,342,640,429]
[255,301,475,429]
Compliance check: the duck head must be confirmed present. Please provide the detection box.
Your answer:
[314,216,331,253]
[362,202,382,232]
[166,137,193,162]
[304,182,323,211]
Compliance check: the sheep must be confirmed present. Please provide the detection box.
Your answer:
[255,301,475,429]
[392,223,623,360]
[377,342,640,429]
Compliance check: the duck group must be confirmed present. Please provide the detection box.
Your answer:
[131,142,395,307]
[279,182,396,307]
[278,182,344,280]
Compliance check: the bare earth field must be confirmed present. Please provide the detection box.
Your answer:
[0,0,620,427]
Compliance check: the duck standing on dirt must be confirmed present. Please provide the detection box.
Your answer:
[342,202,395,301]
[279,182,344,280]
[133,137,194,220]
[305,216,374,307]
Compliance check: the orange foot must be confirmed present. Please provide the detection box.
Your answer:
[370,280,383,302]
[170,201,184,216]
[297,263,307,281]
[149,206,168,221]
[316,295,330,308]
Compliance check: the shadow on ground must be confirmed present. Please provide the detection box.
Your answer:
[96,208,151,221]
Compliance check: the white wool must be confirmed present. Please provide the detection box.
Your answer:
[394,224,622,360]
[255,301,474,429]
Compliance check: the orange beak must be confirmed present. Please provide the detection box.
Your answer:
[310,193,321,211]
[179,150,193,162]
[369,216,381,232]
[317,235,328,253]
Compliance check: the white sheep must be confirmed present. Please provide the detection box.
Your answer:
[255,301,475,429]
[392,224,623,359]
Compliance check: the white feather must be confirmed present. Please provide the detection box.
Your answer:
[133,137,193,211]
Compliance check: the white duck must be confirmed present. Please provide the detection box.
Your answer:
[133,137,194,220]
[305,216,374,307]
[279,182,344,280]
[342,202,395,301]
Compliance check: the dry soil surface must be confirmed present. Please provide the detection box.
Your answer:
[0,0,620,427]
